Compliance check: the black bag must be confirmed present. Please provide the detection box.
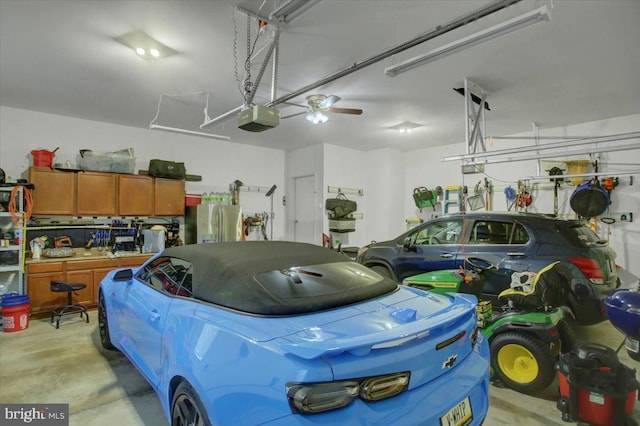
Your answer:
[148,159,186,179]
[325,193,357,219]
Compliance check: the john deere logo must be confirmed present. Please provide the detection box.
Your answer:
[442,355,458,369]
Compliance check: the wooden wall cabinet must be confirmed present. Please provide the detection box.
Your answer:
[118,175,154,216]
[29,168,77,215]
[28,167,185,217]
[154,178,185,216]
[77,171,118,216]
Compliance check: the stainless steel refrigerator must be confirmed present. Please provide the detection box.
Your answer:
[185,204,242,244]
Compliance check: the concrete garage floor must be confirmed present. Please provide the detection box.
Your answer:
[1,313,638,426]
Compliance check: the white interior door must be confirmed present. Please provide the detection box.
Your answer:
[294,175,316,244]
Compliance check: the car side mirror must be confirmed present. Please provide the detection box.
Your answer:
[403,238,416,252]
[113,269,133,282]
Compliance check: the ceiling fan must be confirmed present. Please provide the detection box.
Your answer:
[282,94,363,124]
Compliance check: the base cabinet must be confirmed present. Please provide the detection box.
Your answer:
[26,262,66,314]
[26,255,153,315]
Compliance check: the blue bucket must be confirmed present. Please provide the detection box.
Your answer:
[1,293,30,307]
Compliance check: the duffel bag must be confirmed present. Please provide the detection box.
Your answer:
[148,159,186,179]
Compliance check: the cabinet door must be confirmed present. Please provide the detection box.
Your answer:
[154,178,185,216]
[92,267,115,305]
[65,270,94,306]
[119,255,153,268]
[77,172,118,215]
[119,175,154,216]
[27,272,67,314]
[29,168,76,215]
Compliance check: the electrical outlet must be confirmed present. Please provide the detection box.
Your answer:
[282,196,287,206]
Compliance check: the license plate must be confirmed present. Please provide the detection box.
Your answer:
[626,338,640,353]
[440,396,473,426]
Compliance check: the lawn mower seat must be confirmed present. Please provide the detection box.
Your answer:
[498,261,573,307]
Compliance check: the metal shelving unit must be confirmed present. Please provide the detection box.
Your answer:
[0,186,24,295]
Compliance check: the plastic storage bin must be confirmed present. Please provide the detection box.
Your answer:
[79,148,135,174]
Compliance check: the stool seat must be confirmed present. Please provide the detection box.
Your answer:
[50,281,89,329]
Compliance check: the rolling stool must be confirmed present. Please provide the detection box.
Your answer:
[50,281,90,329]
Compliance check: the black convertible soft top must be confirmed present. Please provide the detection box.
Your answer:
[161,241,397,315]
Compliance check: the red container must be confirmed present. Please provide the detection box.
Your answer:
[1,294,30,332]
[558,371,636,426]
[31,149,55,168]
[185,194,202,206]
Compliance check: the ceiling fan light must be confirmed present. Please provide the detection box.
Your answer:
[307,111,328,124]
[135,47,146,56]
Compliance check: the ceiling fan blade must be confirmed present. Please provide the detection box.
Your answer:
[329,107,363,115]
[319,95,341,109]
[281,111,308,119]
[281,101,308,109]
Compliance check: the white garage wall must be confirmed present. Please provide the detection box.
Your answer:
[402,114,640,276]
[0,106,286,240]
[366,148,405,243]
[322,144,369,247]
[2,106,638,276]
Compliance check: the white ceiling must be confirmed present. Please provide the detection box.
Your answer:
[1,0,639,153]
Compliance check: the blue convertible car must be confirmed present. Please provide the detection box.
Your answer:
[99,241,489,425]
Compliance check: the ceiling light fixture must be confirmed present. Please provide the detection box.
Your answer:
[149,124,230,141]
[115,30,177,61]
[385,4,551,77]
[442,132,640,163]
[390,121,422,134]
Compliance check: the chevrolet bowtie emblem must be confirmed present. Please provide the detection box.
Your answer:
[443,354,458,369]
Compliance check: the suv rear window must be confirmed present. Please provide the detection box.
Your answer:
[558,222,606,248]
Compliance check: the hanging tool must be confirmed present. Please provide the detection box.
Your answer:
[515,181,532,211]
[467,182,485,211]
[484,178,492,211]
[504,186,516,211]
[54,236,72,248]
[549,166,564,217]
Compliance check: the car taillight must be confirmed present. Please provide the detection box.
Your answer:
[568,257,604,284]
[286,372,410,414]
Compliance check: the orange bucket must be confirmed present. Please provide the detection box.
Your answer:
[31,149,56,168]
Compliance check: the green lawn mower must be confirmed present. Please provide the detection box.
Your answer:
[404,258,577,394]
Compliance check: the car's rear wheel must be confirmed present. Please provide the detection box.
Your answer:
[98,290,116,350]
[490,331,556,394]
[370,265,394,280]
[172,381,211,426]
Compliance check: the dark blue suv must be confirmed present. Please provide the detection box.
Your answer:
[356,212,618,325]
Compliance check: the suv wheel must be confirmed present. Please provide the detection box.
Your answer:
[371,265,394,280]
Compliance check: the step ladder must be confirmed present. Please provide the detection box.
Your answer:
[443,186,463,214]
